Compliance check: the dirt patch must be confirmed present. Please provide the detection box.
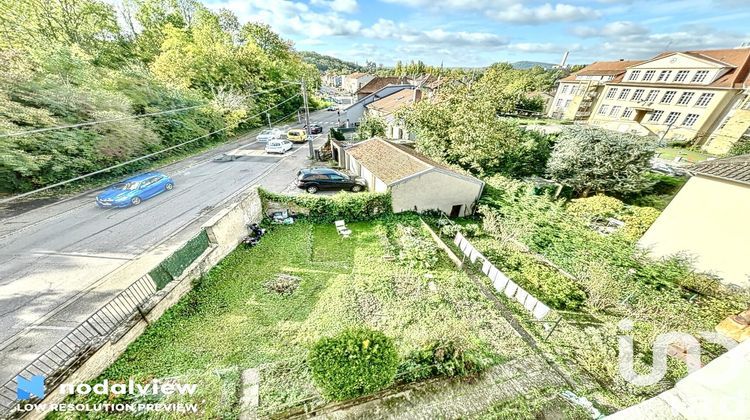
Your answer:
[265,274,302,295]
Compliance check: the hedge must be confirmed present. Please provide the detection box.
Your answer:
[259,188,392,223]
[149,230,210,290]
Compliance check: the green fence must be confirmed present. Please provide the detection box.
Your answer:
[149,230,211,290]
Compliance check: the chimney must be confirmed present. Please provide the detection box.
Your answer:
[559,51,570,68]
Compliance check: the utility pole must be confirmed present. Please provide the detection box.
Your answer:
[300,78,314,159]
[266,112,271,129]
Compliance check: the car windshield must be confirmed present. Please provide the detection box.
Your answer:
[112,181,139,190]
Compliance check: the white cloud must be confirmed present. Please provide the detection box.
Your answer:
[508,42,568,53]
[363,18,507,46]
[310,0,358,13]
[487,3,601,24]
[593,28,749,59]
[573,21,648,37]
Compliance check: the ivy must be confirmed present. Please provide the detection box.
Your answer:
[259,188,392,223]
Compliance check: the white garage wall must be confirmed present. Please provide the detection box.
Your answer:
[391,170,482,216]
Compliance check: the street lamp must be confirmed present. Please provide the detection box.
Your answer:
[282,79,314,159]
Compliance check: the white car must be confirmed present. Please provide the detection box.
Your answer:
[265,139,293,154]
[256,128,282,143]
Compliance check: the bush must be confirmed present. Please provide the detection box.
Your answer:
[727,138,750,157]
[439,223,481,238]
[566,195,624,221]
[398,340,489,382]
[619,206,660,240]
[396,225,439,269]
[259,189,392,223]
[308,328,399,400]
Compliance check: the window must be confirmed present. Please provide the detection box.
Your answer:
[695,93,714,107]
[610,106,622,117]
[645,89,659,102]
[556,98,563,107]
[606,88,618,99]
[676,92,694,105]
[570,85,579,95]
[599,105,610,115]
[692,70,709,83]
[674,70,690,82]
[618,89,631,100]
[664,111,681,125]
[660,90,677,104]
[564,99,572,107]
[561,85,569,94]
[657,70,672,82]
[744,97,750,110]
[682,114,699,127]
[631,89,645,101]
[643,70,656,81]
[628,70,641,81]
[622,108,634,118]
[648,110,664,122]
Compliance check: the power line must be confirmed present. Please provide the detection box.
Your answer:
[0,93,302,204]
[0,83,298,139]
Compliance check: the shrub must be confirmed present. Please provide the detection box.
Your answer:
[308,328,399,400]
[566,195,625,221]
[396,225,439,269]
[439,223,482,238]
[399,340,489,382]
[619,206,660,240]
[259,189,392,222]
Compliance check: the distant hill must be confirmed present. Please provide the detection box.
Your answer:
[511,61,556,70]
[299,51,365,73]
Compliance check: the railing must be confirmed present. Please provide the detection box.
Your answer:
[0,275,158,417]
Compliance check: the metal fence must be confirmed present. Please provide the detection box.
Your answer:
[0,275,157,417]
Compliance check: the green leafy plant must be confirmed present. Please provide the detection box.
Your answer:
[619,206,660,239]
[566,195,625,222]
[398,340,489,382]
[308,328,399,400]
[259,189,392,223]
[396,224,439,269]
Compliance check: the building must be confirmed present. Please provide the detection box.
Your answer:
[587,48,750,153]
[548,60,642,120]
[355,76,406,100]
[342,72,375,95]
[341,138,484,217]
[322,73,342,88]
[638,154,750,287]
[342,84,414,126]
[364,88,422,140]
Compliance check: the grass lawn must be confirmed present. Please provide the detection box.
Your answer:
[56,216,529,418]
[655,147,712,163]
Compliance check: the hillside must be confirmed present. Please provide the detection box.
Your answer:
[300,51,365,73]
[512,61,556,70]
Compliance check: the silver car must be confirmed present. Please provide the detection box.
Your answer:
[256,128,283,143]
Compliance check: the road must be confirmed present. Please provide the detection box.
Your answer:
[0,109,341,386]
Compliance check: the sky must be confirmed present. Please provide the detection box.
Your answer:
[203,0,750,67]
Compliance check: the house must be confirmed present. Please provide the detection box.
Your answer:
[364,87,422,140]
[342,72,375,95]
[638,154,750,287]
[342,84,414,126]
[587,47,750,153]
[355,77,407,100]
[322,73,342,88]
[547,59,643,120]
[341,138,484,217]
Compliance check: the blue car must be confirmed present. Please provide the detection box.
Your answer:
[96,172,174,208]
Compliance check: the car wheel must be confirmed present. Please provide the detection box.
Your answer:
[165,183,174,191]
[306,185,319,194]
[131,196,142,206]
[351,185,363,192]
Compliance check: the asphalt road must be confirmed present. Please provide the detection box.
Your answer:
[0,109,341,385]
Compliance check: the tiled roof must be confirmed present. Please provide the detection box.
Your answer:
[356,77,407,95]
[365,88,421,115]
[638,48,750,88]
[347,138,431,184]
[346,138,483,186]
[574,60,643,76]
[347,72,368,79]
[690,154,750,185]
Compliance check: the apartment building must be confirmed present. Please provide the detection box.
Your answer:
[342,72,375,95]
[587,48,750,153]
[548,60,642,120]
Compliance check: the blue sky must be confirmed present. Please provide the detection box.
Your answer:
[205,0,750,67]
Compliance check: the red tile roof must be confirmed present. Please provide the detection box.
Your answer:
[356,77,407,95]
[366,88,421,115]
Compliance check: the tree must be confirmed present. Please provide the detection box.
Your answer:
[546,126,656,197]
[357,115,386,139]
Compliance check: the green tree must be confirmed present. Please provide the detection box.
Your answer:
[357,115,387,139]
[546,126,656,197]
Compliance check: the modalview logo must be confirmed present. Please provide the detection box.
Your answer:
[16,375,45,400]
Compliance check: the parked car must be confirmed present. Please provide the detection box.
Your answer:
[306,124,323,134]
[296,167,367,194]
[287,129,308,143]
[326,105,337,111]
[256,128,282,142]
[265,139,293,154]
[96,172,174,208]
